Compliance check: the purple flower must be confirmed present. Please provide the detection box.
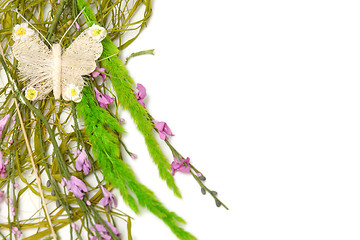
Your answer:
[0,191,4,201]
[11,206,15,216]
[99,186,117,211]
[74,148,92,175]
[135,83,146,107]
[92,67,107,84]
[0,114,10,138]
[71,222,79,231]
[0,151,9,178]
[94,87,114,109]
[154,120,174,140]
[171,157,191,176]
[12,226,21,239]
[75,21,80,32]
[65,176,88,200]
[90,221,121,240]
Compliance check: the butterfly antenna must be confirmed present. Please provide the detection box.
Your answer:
[12,9,52,47]
[59,7,86,44]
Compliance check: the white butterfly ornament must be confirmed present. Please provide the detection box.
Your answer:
[12,23,106,102]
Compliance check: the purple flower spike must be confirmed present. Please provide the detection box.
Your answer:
[71,222,79,231]
[92,67,107,84]
[135,83,146,107]
[0,151,9,178]
[66,176,88,200]
[74,148,92,175]
[75,21,80,32]
[171,157,191,176]
[99,185,118,211]
[0,114,10,138]
[0,191,4,201]
[12,227,21,239]
[154,120,174,140]
[90,221,121,240]
[94,87,114,109]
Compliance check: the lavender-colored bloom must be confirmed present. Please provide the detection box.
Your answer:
[11,206,15,216]
[61,177,67,187]
[0,114,10,138]
[66,176,88,200]
[0,151,9,178]
[135,83,146,107]
[154,120,174,140]
[75,21,80,32]
[99,185,117,211]
[71,222,79,231]
[11,226,21,239]
[92,67,107,84]
[171,157,191,176]
[0,191,4,201]
[74,148,92,175]
[90,221,121,240]
[94,87,114,109]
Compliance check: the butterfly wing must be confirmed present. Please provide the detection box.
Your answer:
[61,25,106,102]
[12,23,53,100]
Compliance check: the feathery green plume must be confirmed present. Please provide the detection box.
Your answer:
[77,87,197,240]
[77,0,182,198]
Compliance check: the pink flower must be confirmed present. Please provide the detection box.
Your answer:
[154,120,174,140]
[130,153,137,159]
[0,151,9,178]
[171,157,191,176]
[74,148,92,175]
[99,186,117,211]
[75,21,80,32]
[61,177,67,187]
[0,114,10,138]
[94,87,114,109]
[65,176,88,200]
[0,191,4,201]
[11,206,15,216]
[90,221,121,240]
[71,222,79,231]
[11,226,21,239]
[92,67,107,84]
[135,83,146,107]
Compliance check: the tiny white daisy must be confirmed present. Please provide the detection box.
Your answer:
[87,24,106,41]
[13,23,34,42]
[25,87,38,101]
[64,84,82,103]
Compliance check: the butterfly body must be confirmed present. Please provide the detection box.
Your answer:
[52,43,62,100]
[12,23,106,102]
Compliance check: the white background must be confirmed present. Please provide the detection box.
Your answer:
[119,0,360,240]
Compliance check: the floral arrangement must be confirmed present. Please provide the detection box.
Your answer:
[0,0,227,239]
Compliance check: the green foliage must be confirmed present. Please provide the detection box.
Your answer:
[77,87,197,240]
